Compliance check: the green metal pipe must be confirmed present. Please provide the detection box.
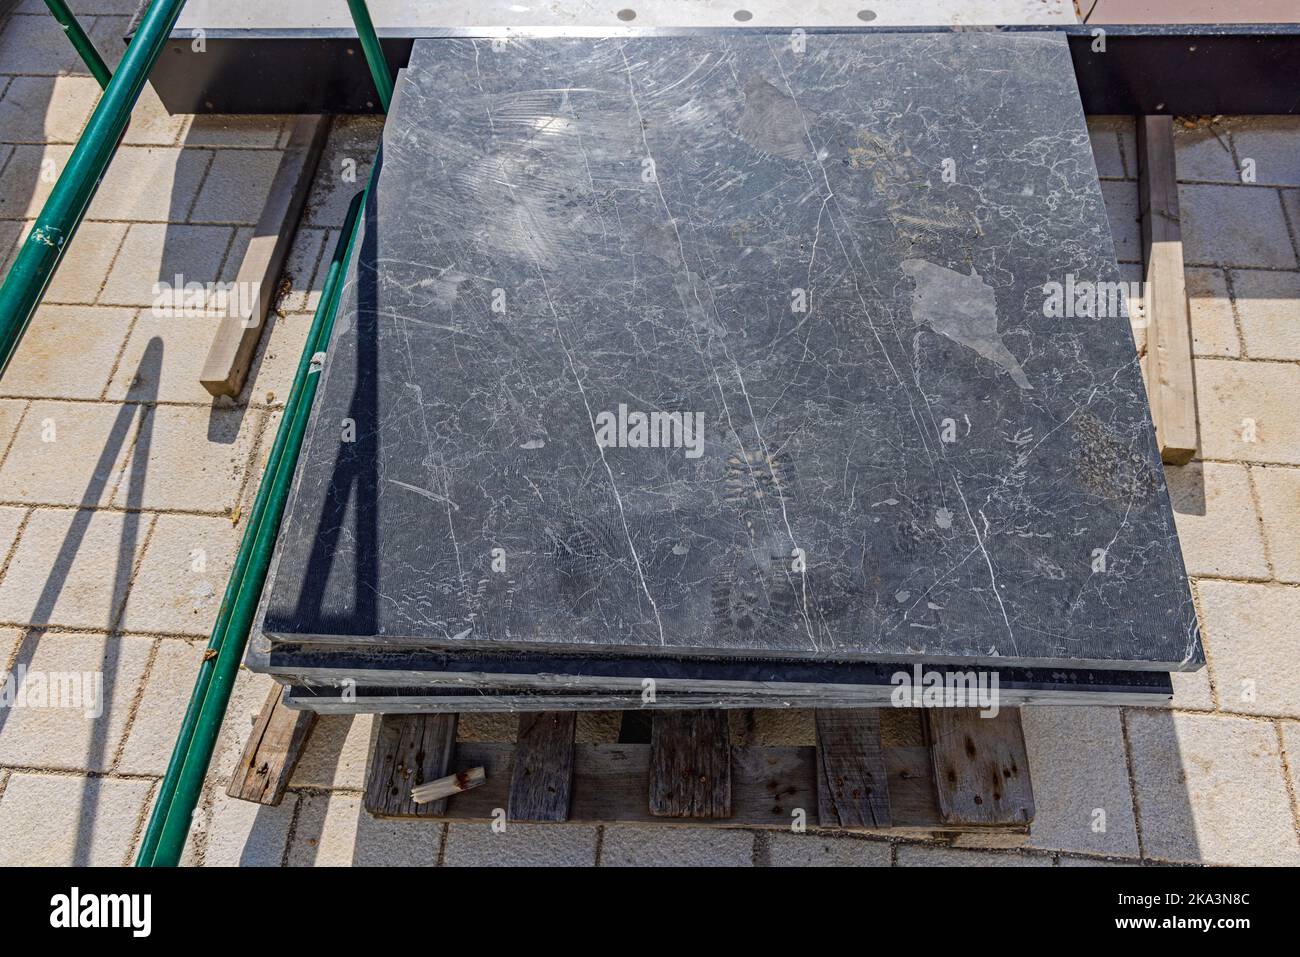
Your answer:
[346,0,393,112]
[135,191,366,866]
[44,0,113,89]
[141,190,368,867]
[0,0,187,380]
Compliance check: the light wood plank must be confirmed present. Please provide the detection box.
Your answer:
[363,713,458,817]
[412,766,486,804]
[814,708,892,828]
[925,708,1034,827]
[508,712,576,822]
[1137,114,1199,465]
[226,684,318,806]
[649,710,731,818]
[200,114,331,397]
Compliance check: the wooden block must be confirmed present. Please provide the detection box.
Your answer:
[508,712,576,822]
[925,709,1034,827]
[199,114,330,397]
[363,713,458,817]
[412,766,486,804]
[649,710,731,818]
[1137,114,1199,465]
[814,708,892,828]
[226,684,318,806]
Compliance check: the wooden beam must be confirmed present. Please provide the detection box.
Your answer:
[507,712,576,822]
[363,713,458,817]
[1137,114,1199,465]
[649,709,731,818]
[226,684,318,806]
[814,708,892,828]
[199,114,330,397]
[925,708,1034,828]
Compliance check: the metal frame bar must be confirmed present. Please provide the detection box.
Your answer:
[43,0,112,88]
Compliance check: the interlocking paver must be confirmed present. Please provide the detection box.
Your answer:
[288,793,441,866]
[290,714,375,791]
[766,832,891,866]
[106,313,232,404]
[0,306,133,399]
[183,788,296,867]
[601,825,754,867]
[1194,357,1300,464]
[1179,183,1297,269]
[0,75,99,144]
[0,143,73,218]
[1186,268,1240,357]
[0,13,87,75]
[0,507,149,629]
[1100,179,1140,263]
[1087,117,1126,179]
[1231,117,1300,187]
[1173,124,1241,183]
[116,638,205,775]
[1165,461,1269,580]
[0,772,153,866]
[42,222,129,304]
[1230,268,1300,360]
[0,399,140,506]
[442,820,595,867]
[1197,580,1300,719]
[185,115,286,149]
[0,631,152,771]
[1127,709,1300,865]
[99,222,233,307]
[189,148,284,224]
[109,405,262,514]
[1022,706,1140,857]
[896,844,1050,866]
[0,506,25,564]
[117,514,240,636]
[122,82,191,147]
[85,147,210,222]
[1251,465,1300,583]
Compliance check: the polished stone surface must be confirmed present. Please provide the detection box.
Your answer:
[263,32,1201,671]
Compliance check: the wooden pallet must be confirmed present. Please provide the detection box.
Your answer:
[229,690,1035,844]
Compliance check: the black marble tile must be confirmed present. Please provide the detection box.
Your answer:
[263,32,1201,671]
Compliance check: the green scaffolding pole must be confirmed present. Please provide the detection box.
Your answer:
[44,0,113,89]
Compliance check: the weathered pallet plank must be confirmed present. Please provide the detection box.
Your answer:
[368,741,975,836]
[199,114,330,397]
[508,712,576,822]
[226,684,318,806]
[814,708,892,828]
[649,710,732,818]
[925,709,1034,827]
[1137,114,1199,465]
[363,713,458,817]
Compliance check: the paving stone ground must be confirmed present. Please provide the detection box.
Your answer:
[0,16,1297,865]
